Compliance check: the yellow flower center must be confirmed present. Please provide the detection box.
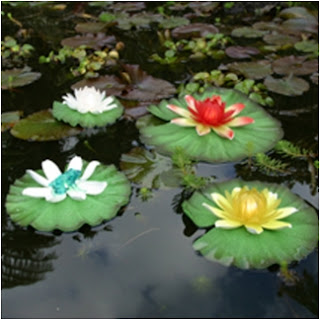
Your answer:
[233,188,267,223]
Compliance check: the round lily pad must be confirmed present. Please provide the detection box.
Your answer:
[227,60,273,80]
[138,87,283,163]
[225,46,260,59]
[52,98,123,128]
[61,33,116,50]
[1,67,41,90]
[182,179,319,269]
[272,56,318,76]
[231,26,268,38]
[10,109,82,141]
[171,23,219,39]
[264,75,310,96]
[6,162,131,232]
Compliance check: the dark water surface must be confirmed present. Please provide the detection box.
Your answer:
[2,2,319,318]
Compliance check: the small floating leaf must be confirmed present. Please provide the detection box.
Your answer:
[225,46,260,59]
[231,26,268,38]
[10,110,82,141]
[1,111,23,132]
[171,23,219,39]
[294,40,319,54]
[272,56,318,76]
[75,22,109,33]
[264,75,310,96]
[1,67,41,90]
[61,33,116,50]
[227,60,272,79]
[263,33,299,46]
[159,16,190,29]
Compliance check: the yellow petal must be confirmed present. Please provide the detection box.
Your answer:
[272,207,298,219]
[244,224,264,234]
[212,125,234,140]
[202,203,230,219]
[171,118,197,127]
[211,192,233,212]
[261,220,292,230]
[215,219,242,229]
[195,124,211,136]
[167,104,192,119]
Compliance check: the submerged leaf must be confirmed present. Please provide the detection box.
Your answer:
[10,110,82,141]
[1,67,41,90]
[264,75,310,96]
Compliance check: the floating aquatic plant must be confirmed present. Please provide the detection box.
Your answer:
[182,179,318,269]
[53,86,123,128]
[6,156,131,232]
[138,87,283,163]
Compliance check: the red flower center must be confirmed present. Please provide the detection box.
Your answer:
[188,96,234,127]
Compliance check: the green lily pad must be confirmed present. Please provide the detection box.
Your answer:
[182,179,319,269]
[264,75,310,96]
[159,16,190,29]
[272,56,318,76]
[1,67,41,90]
[61,33,116,50]
[225,46,260,59]
[279,6,317,23]
[116,12,163,30]
[138,87,283,163]
[6,162,131,232]
[120,147,180,189]
[1,111,23,132]
[294,40,319,54]
[263,33,299,46]
[231,27,268,38]
[10,110,82,141]
[75,22,110,33]
[171,23,219,39]
[52,99,123,128]
[281,18,318,34]
[226,60,273,80]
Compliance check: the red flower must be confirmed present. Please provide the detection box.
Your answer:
[167,95,254,139]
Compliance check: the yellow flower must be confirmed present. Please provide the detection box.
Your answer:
[203,186,298,234]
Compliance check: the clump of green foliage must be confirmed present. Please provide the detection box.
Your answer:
[39,45,120,78]
[178,71,274,107]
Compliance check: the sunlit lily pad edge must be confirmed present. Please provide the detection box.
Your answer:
[182,179,319,269]
[6,162,131,232]
[138,87,284,163]
[53,100,124,128]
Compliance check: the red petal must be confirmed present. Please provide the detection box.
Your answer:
[225,103,245,117]
[227,116,254,127]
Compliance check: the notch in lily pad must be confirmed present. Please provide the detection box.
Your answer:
[182,179,318,269]
[5,156,131,232]
[138,87,283,163]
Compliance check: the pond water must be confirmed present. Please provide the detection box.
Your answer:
[2,2,319,318]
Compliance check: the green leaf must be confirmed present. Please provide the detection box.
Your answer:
[10,109,82,141]
[52,100,123,128]
[1,67,41,89]
[6,162,131,232]
[231,27,268,38]
[139,87,283,163]
[227,60,273,80]
[1,110,23,132]
[182,179,319,269]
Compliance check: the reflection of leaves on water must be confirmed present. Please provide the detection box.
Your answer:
[2,230,59,289]
[278,270,319,317]
[191,275,213,294]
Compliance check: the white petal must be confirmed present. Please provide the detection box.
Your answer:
[46,193,67,203]
[67,189,87,201]
[22,187,51,198]
[41,159,62,182]
[67,156,83,171]
[77,180,107,195]
[26,170,49,187]
[80,161,100,181]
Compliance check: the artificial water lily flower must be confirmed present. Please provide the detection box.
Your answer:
[62,86,118,114]
[167,95,254,139]
[203,186,298,234]
[22,156,107,203]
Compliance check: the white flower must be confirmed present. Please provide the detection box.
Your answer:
[22,156,107,203]
[62,86,118,114]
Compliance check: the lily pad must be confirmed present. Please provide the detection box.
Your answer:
[1,111,23,132]
[72,64,176,102]
[61,33,116,50]
[263,33,299,46]
[10,110,82,141]
[159,16,190,29]
[6,161,131,232]
[116,12,164,30]
[111,1,146,12]
[281,18,318,34]
[264,75,310,96]
[294,40,319,54]
[231,26,268,38]
[279,6,317,23]
[272,56,318,76]
[52,99,123,128]
[120,147,179,189]
[171,23,219,39]
[138,87,283,163]
[226,60,272,80]
[182,179,319,269]
[75,22,110,33]
[225,46,260,59]
[1,67,41,90]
